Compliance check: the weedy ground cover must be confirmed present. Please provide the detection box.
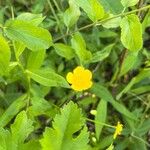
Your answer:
[0,0,150,150]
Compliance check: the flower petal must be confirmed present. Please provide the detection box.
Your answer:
[73,66,84,74]
[84,81,93,90]
[84,69,92,80]
[71,84,83,91]
[66,72,73,83]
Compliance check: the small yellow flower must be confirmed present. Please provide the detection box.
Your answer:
[113,122,123,139]
[66,66,93,91]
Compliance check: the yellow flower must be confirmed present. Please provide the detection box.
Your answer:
[66,66,93,91]
[113,122,123,139]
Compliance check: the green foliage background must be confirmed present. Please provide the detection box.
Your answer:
[0,0,150,149]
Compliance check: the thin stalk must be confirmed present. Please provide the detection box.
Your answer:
[11,6,14,20]
[54,4,150,42]
[85,118,115,129]
[47,0,66,43]
[52,0,62,13]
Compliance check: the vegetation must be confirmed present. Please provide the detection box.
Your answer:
[0,0,150,149]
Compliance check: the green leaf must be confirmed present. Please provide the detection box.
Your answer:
[121,0,139,7]
[129,138,147,150]
[142,10,150,32]
[120,14,143,51]
[115,139,129,150]
[117,68,150,100]
[119,51,138,77]
[91,44,114,63]
[14,41,26,59]
[64,0,80,28]
[95,99,107,140]
[0,128,12,150]
[102,14,121,29]
[26,69,70,88]
[97,135,113,149]
[27,49,46,71]
[71,32,92,65]
[28,97,52,118]
[91,84,137,120]
[106,144,114,150]
[0,35,11,76]
[17,12,45,26]
[98,30,117,38]
[5,20,52,51]
[11,111,34,145]
[0,94,27,128]
[136,119,150,136]
[75,0,104,22]
[0,8,5,24]
[54,43,75,60]
[0,128,8,150]
[21,140,42,150]
[100,0,123,14]
[40,101,89,150]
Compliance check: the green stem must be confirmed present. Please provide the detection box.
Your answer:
[47,0,66,43]
[85,118,115,129]
[52,0,62,13]
[12,41,31,110]
[10,6,14,20]
[54,4,150,42]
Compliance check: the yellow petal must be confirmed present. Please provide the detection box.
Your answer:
[66,72,73,83]
[73,66,84,74]
[71,84,83,91]
[84,81,93,90]
[84,69,92,80]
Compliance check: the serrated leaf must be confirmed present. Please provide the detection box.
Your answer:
[0,128,13,150]
[40,101,89,150]
[91,44,114,63]
[17,12,45,26]
[0,35,11,76]
[26,69,70,88]
[20,140,42,150]
[5,20,52,51]
[121,0,139,7]
[27,49,46,71]
[75,0,104,22]
[71,33,92,65]
[0,128,8,150]
[11,111,34,145]
[120,14,143,51]
[64,0,80,28]
[54,43,75,60]
[95,99,107,140]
